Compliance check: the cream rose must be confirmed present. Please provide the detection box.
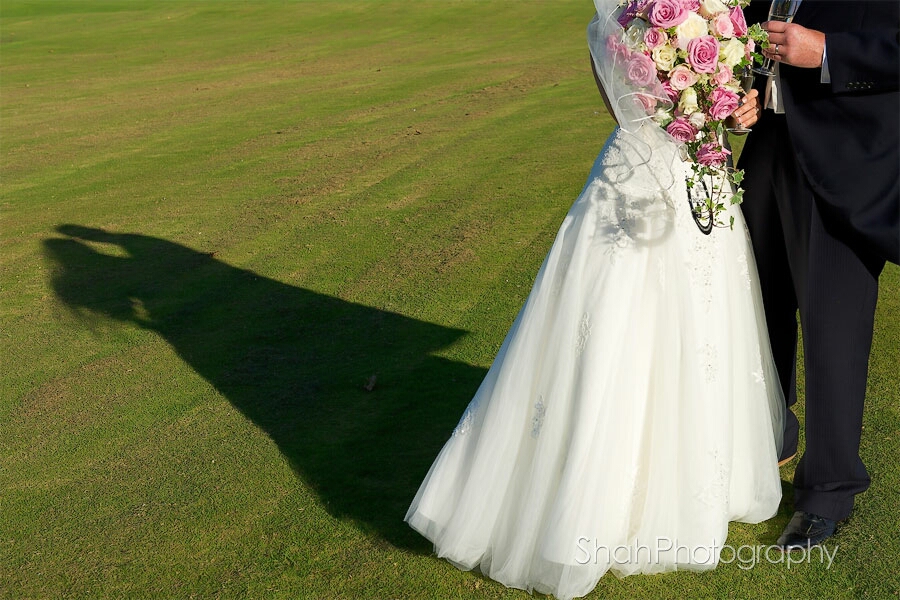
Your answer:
[652,108,674,127]
[652,44,677,71]
[689,110,707,129]
[625,20,649,49]
[699,0,728,18]
[719,37,746,67]
[674,12,708,50]
[678,86,700,115]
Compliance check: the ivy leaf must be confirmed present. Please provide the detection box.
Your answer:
[749,23,769,48]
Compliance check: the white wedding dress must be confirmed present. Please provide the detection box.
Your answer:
[405,122,785,599]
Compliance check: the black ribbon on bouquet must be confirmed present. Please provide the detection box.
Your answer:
[687,178,714,235]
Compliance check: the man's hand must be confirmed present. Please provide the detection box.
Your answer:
[761,20,826,68]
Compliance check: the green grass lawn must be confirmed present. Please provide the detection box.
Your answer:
[2,1,898,597]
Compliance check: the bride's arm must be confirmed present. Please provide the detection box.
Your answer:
[590,54,619,126]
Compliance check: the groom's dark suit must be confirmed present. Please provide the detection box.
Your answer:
[739,0,899,522]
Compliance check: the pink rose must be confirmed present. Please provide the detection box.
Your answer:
[711,13,735,38]
[708,86,740,120]
[680,0,701,10]
[667,64,699,90]
[626,52,657,87]
[644,27,667,49]
[729,6,748,37]
[606,35,630,63]
[696,142,732,167]
[713,62,733,86]
[648,0,688,28]
[661,80,680,102]
[687,35,720,74]
[745,38,756,60]
[606,35,619,53]
[634,93,658,114]
[666,116,697,142]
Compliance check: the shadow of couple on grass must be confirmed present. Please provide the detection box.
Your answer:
[44,224,793,553]
[44,224,487,551]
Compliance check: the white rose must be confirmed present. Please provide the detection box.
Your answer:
[719,37,746,68]
[651,44,677,71]
[678,86,700,115]
[675,12,708,50]
[699,0,728,18]
[625,20,649,49]
[652,108,674,127]
[689,111,707,128]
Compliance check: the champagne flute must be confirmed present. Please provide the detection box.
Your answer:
[753,0,802,76]
[726,68,756,134]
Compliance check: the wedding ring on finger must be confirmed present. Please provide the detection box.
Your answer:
[774,44,780,55]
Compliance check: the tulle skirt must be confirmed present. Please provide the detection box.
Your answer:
[405,127,784,600]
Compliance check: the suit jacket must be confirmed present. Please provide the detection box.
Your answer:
[746,0,900,263]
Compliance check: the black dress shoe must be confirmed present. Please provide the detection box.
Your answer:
[776,511,837,549]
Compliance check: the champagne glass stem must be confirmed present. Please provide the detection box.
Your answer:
[727,69,755,134]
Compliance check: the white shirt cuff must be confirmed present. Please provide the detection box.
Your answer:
[821,43,831,83]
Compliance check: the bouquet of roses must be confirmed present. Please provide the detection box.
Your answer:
[607,0,767,231]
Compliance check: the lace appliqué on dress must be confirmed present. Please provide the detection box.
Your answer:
[531,396,546,438]
[737,253,751,290]
[694,447,729,508]
[688,234,716,313]
[604,226,634,264]
[751,368,765,386]
[452,404,475,437]
[575,313,591,355]
[697,343,717,383]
